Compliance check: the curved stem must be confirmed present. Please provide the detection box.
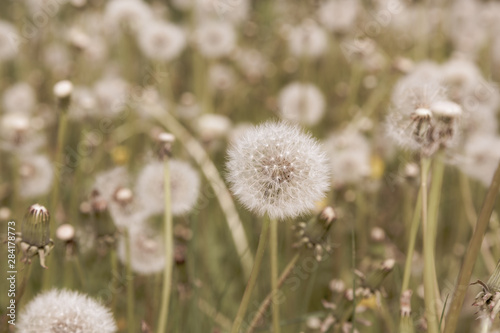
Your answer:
[158,157,173,333]
[246,254,300,333]
[270,217,280,333]
[421,157,439,333]
[444,161,500,333]
[401,187,422,293]
[231,218,271,333]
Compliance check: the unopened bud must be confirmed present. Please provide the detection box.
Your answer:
[53,80,73,110]
[56,224,75,242]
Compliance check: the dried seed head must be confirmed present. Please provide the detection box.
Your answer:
[18,289,117,333]
[227,121,330,220]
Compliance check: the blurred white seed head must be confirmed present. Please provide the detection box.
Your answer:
[209,63,237,91]
[2,82,36,114]
[193,20,236,59]
[118,224,165,275]
[194,0,250,25]
[196,113,232,141]
[137,21,186,61]
[317,0,359,33]
[324,129,371,188]
[227,121,330,220]
[278,82,325,126]
[18,289,117,333]
[232,48,269,81]
[287,20,328,59]
[68,86,99,120]
[458,133,500,186]
[18,154,54,199]
[93,76,129,116]
[104,0,153,33]
[135,159,201,216]
[0,20,19,61]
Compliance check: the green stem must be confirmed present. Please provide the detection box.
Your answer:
[158,156,173,333]
[421,157,439,333]
[401,187,422,293]
[428,152,445,319]
[110,246,119,312]
[125,229,135,333]
[351,221,356,333]
[444,161,500,333]
[246,253,300,333]
[230,218,271,333]
[42,110,69,290]
[270,217,280,333]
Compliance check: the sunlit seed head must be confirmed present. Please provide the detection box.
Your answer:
[287,20,328,59]
[18,289,117,333]
[226,121,330,220]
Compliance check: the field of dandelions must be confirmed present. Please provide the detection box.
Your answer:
[2,0,500,332]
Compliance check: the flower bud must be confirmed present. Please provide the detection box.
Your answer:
[20,204,54,268]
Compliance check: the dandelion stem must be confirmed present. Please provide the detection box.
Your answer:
[428,153,445,318]
[444,161,500,333]
[421,156,439,333]
[158,156,173,333]
[401,187,422,293]
[42,107,69,290]
[270,217,280,333]
[125,228,135,333]
[231,218,271,333]
[246,253,300,333]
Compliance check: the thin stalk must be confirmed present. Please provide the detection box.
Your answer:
[230,218,271,333]
[246,253,300,333]
[16,263,32,308]
[110,247,119,312]
[158,157,174,333]
[125,229,135,333]
[428,153,445,319]
[270,217,280,333]
[459,172,496,273]
[401,187,422,293]
[351,221,356,333]
[444,161,500,333]
[42,109,69,290]
[421,157,439,333]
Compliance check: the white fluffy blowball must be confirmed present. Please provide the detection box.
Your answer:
[226,121,330,220]
[17,289,117,333]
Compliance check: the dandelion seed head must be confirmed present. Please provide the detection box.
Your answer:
[196,113,232,141]
[104,0,153,33]
[18,154,54,199]
[324,129,371,188]
[278,82,325,126]
[137,21,186,61]
[18,289,117,333]
[0,20,18,61]
[226,121,330,220]
[117,224,165,275]
[194,20,236,59]
[2,82,36,114]
[317,0,359,33]
[287,20,328,59]
[53,80,74,99]
[135,159,201,216]
[458,133,500,186]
